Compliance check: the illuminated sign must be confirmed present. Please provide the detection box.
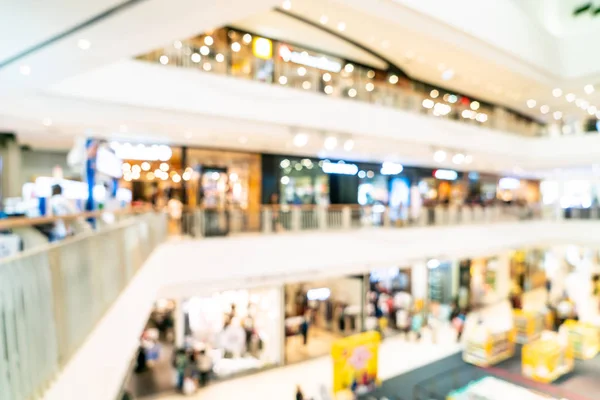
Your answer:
[380,162,403,175]
[279,45,342,73]
[433,169,458,181]
[253,37,272,60]
[307,288,331,301]
[96,147,123,178]
[498,177,520,190]
[111,142,172,161]
[322,161,359,175]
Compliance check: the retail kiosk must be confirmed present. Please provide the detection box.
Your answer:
[559,319,600,359]
[513,309,544,344]
[522,331,574,383]
[463,324,515,367]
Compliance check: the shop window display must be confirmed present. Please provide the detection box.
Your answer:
[284,278,363,364]
[368,268,414,336]
[184,288,282,379]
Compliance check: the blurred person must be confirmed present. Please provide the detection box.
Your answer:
[295,385,304,400]
[196,349,212,387]
[50,184,80,241]
[173,348,188,391]
[300,313,310,345]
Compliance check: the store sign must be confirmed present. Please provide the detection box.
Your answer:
[433,169,458,181]
[253,37,273,59]
[322,161,358,175]
[111,143,172,161]
[307,288,331,301]
[380,162,403,175]
[279,45,342,73]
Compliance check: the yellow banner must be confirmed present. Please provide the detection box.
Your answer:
[331,331,381,395]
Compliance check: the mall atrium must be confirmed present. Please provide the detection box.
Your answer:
[4,1,600,399]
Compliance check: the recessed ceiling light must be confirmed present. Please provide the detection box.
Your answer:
[441,69,454,81]
[42,118,52,127]
[282,0,291,9]
[464,155,473,164]
[204,36,214,46]
[552,88,562,97]
[278,76,287,85]
[343,139,354,151]
[433,150,446,162]
[159,55,168,65]
[19,65,31,75]
[430,89,439,99]
[585,84,595,94]
[365,82,374,92]
[540,105,550,114]
[337,22,346,31]
[215,53,224,63]
[231,42,241,52]
[452,153,465,164]
[324,136,337,150]
[470,101,480,111]
[173,40,182,49]
[77,39,91,50]
[293,133,308,147]
[526,99,536,108]
[348,88,357,98]
[553,111,562,120]
[566,93,576,102]
[389,75,399,84]
[191,53,201,63]
[200,46,210,56]
[319,15,328,24]
[588,105,597,115]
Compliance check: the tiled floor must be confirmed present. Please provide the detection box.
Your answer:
[151,334,461,400]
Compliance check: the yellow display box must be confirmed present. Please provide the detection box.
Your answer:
[560,319,600,360]
[513,309,544,344]
[331,331,381,396]
[522,331,574,383]
[463,326,516,367]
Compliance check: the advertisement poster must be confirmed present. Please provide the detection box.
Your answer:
[331,331,381,397]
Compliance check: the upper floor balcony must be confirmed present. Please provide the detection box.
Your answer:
[134,26,580,139]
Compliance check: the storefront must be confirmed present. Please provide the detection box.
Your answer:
[183,287,282,378]
[284,276,365,364]
[368,267,413,335]
[497,177,540,204]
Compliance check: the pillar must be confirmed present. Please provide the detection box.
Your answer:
[174,299,185,348]
[0,133,22,200]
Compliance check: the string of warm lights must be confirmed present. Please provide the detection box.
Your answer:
[121,162,194,183]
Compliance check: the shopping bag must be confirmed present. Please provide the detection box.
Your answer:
[183,377,196,396]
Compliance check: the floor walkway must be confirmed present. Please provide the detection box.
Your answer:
[150,336,461,400]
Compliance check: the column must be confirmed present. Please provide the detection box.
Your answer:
[174,298,185,349]
[0,133,22,200]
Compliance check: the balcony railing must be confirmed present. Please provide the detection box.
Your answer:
[136,28,548,138]
[183,203,538,237]
[0,211,167,400]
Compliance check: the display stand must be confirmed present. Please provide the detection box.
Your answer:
[463,324,515,367]
[447,376,561,400]
[560,319,600,359]
[513,309,544,344]
[522,331,574,383]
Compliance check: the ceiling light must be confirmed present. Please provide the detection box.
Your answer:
[141,162,151,171]
[231,42,241,52]
[320,15,328,24]
[337,22,346,31]
[348,88,357,98]
[160,163,169,171]
[173,40,182,49]
[278,76,287,85]
[344,64,354,73]
[293,133,308,147]
[588,105,597,115]
[470,101,480,111]
[159,55,169,65]
[302,81,311,90]
[77,39,91,50]
[540,105,550,114]
[552,88,562,97]
[200,46,210,56]
[566,93,576,102]
[441,69,454,81]
[389,75,398,84]
[203,62,211,71]
[216,53,224,63]
[281,176,290,185]
[358,170,366,178]
[475,113,488,122]
[343,139,354,151]
[452,153,465,164]
[42,118,52,127]
[324,136,337,150]
[322,73,331,82]
[203,36,214,46]
[191,53,201,63]
[461,110,474,119]
[324,85,333,95]
[367,70,375,79]
[553,111,563,120]
[526,99,536,108]
[365,82,374,92]
[581,100,590,109]
[433,150,446,162]
[172,174,181,183]
[19,65,31,75]
[430,89,439,99]
[422,99,434,109]
[448,94,458,104]
[297,66,307,76]
[282,0,292,10]
[585,84,595,94]
[242,34,252,44]
[464,155,473,164]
